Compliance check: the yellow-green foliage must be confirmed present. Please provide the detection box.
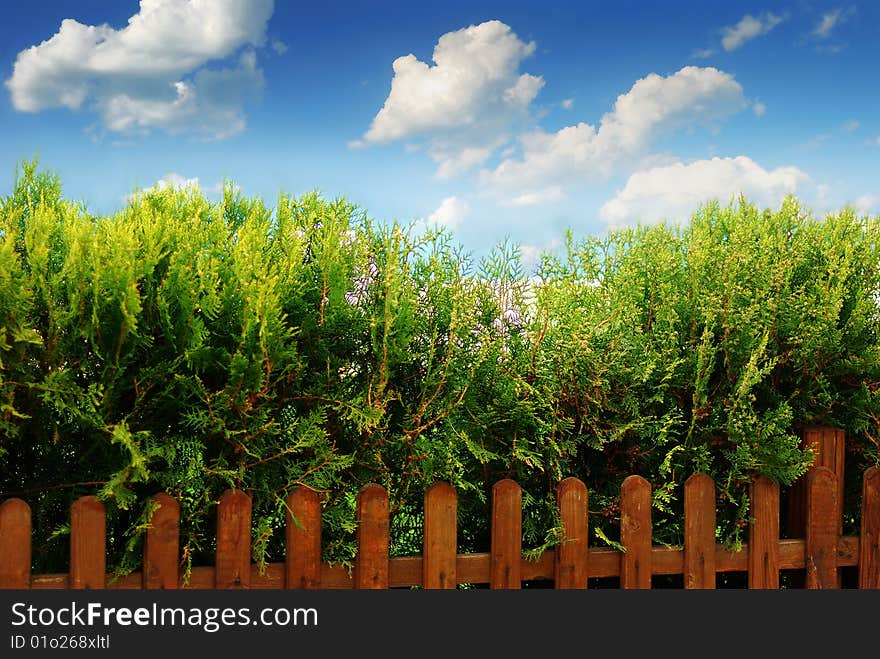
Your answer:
[1,159,879,576]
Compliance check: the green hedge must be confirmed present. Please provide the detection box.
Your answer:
[2,159,879,577]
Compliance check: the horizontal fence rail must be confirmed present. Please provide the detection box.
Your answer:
[1,465,878,590]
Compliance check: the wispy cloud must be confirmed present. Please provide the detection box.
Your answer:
[813,7,855,39]
[721,12,786,51]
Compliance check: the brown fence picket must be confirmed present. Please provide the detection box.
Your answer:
[789,427,845,537]
[490,479,522,589]
[70,496,106,589]
[806,467,839,588]
[0,498,32,588]
[748,476,779,589]
[620,475,652,589]
[354,484,389,589]
[555,477,588,589]
[143,493,179,589]
[215,490,252,589]
[423,482,457,589]
[684,473,716,589]
[860,467,880,589]
[286,486,322,589]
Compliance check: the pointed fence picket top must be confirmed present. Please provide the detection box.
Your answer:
[423,482,457,589]
[684,473,716,589]
[620,475,652,589]
[286,486,322,589]
[555,477,588,589]
[0,498,31,589]
[354,484,389,589]
[491,479,522,589]
[215,490,252,589]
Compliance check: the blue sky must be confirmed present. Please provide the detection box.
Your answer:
[1,0,878,265]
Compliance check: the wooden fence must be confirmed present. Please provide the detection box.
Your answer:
[1,428,879,590]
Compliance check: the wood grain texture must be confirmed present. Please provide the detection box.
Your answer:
[70,496,106,589]
[620,475,652,589]
[490,479,522,589]
[423,482,457,589]
[354,483,389,589]
[684,473,716,589]
[143,493,179,589]
[286,486,322,589]
[215,490,252,589]
[0,498,31,588]
[555,477,588,589]
[748,476,779,589]
[859,467,880,589]
[789,427,845,537]
[805,467,839,588]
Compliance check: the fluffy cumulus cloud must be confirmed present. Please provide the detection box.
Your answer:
[721,12,785,51]
[427,196,468,230]
[124,172,223,202]
[5,0,273,139]
[480,66,747,200]
[354,20,543,177]
[599,156,811,225]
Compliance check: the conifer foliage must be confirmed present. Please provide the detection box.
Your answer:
[1,159,878,575]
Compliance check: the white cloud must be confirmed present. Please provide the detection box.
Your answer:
[855,195,879,213]
[753,100,766,116]
[427,196,468,230]
[599,156,811,226]
[501,186,565,207]
[124,172,223,203]
[481,66,747,199]
[5,0,273,139]
[561,98,574,110]
[692,48,716,59]
[519,238,561,267]
[721,12,785,51]
[355,20,542,175]
[843,119,860,133]
[271,39,288,55]
[813,8,854,39]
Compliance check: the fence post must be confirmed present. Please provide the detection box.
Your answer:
[555,477,588,589]
[286,486,322,589]
[215,490,252,589]
[143,493,180,589]
[684,474,716,589]
[423,482,457,589]
[748,476,779,589]
[0,498,32,589]
[70,496,106,589]
[788,427,845,538]
[354,484,389,589]
[805,467,840,588]
[620,475,652,589]
[490,479,522,589]
[860,467,880,589]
